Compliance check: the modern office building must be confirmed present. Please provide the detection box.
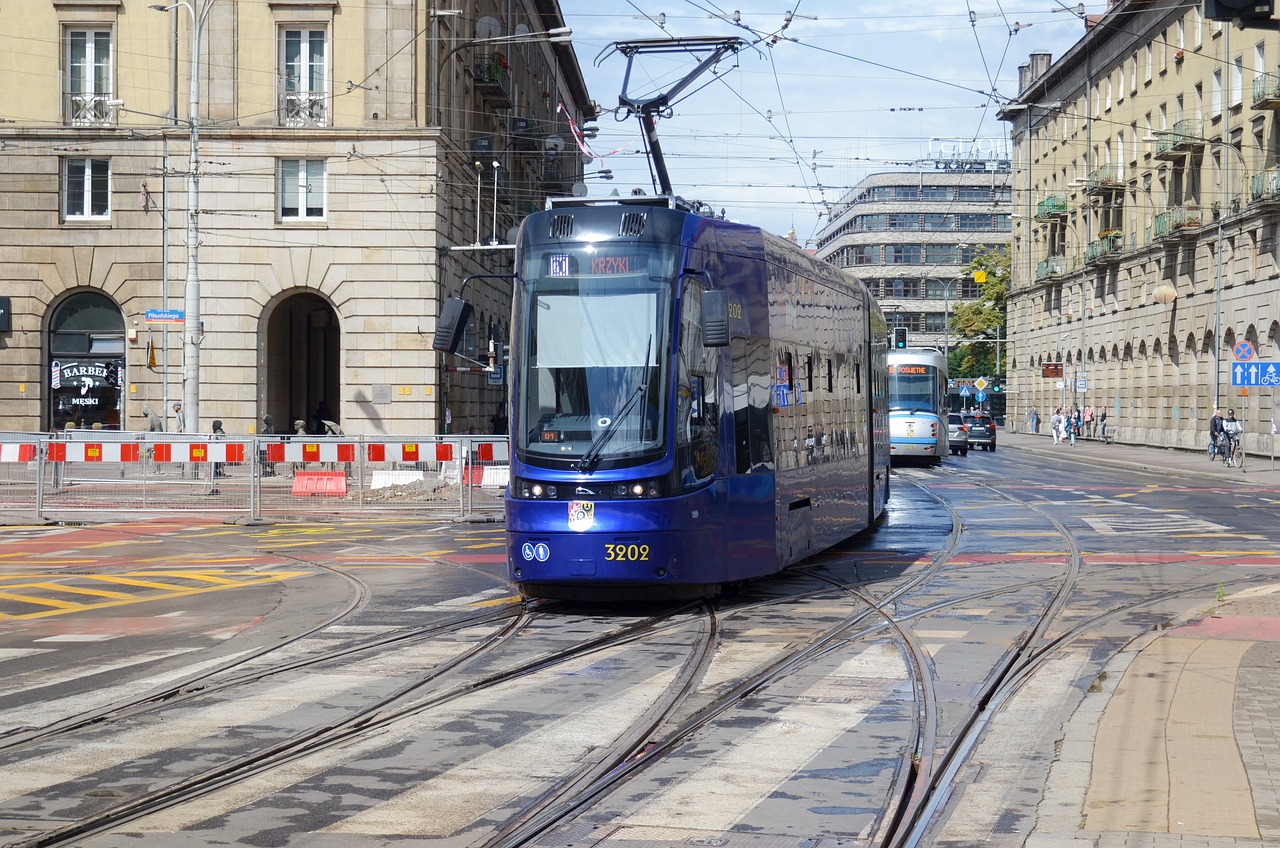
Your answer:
[0,0,592,436]
[813,162,1012,357]
[1003,3,1280,450]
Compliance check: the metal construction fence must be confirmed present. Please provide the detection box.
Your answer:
[0,431,510,522]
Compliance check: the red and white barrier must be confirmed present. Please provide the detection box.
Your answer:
[265,442,357,464]
[152,442,247,463]
[47,442,143,463]
[0,444,37,463]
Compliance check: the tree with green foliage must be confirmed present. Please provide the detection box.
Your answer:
[948,246,1009,379]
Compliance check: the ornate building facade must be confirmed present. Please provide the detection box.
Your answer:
[0,0,592,436]
[1004,2,1280,450]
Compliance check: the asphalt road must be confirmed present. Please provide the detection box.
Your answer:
[0,440,1276,848]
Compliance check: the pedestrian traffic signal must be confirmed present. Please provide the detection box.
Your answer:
[893,327,908,349]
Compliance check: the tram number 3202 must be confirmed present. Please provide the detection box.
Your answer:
[604,543,651,562]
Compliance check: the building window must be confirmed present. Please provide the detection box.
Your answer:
[887,244,921,264]
[1212,68,1223,114]
[279,159,326,220]
[66,29,114,126]
[1231,55,1243,106]
[63,158,110,219]
[853,245,879,265]
[280,29,328,127]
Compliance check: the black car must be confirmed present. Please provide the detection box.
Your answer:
[962,412,997,451]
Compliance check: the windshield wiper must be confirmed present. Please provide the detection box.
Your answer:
[577,336,652,474]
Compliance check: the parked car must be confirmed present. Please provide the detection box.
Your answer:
[963,412,997,451]
[947,413,969,456]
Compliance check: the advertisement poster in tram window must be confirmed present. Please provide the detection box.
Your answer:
[51,359,123,430]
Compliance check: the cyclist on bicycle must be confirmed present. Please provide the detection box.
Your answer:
[1222,409,1243,466]
[1208,408,1225,460]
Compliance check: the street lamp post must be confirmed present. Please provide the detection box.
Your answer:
[151,0,215,436]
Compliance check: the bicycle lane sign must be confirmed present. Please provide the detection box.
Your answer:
[1232,360,1280,387]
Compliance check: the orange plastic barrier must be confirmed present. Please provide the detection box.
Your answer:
[291,470,348,497]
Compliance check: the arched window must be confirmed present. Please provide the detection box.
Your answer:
[48,291,125,430]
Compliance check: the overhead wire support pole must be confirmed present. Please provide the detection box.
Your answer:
[600,37,746,196]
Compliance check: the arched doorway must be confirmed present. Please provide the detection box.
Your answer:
[263,292,340,435]
[48,291,125,430]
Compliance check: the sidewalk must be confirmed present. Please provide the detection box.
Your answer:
[1000,427,1280,488]
[996,428,1280,846]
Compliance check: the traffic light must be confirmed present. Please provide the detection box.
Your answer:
[991,381,1002,393]
[1205,0,1274,26]
[893,327,908,349]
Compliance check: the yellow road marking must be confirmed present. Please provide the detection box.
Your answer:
[0,571,312,621]
[473,595,522,608]
[462,542,505,550]
[0,592,86,611]
[21,582,133,599]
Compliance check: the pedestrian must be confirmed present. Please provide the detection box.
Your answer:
[172,401,184,433]
[488,403,509,436]
[211,419,227,477]
[1029,407,1040,434]
[1083,405,1094,439]
[1098,408,1108,440]
[1068,407,1080,446]
[1209,408,1225,460]
[1223,409,1243,466]
[259,414,276,477]
[1050,407,1063,444]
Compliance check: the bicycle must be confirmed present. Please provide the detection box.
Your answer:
[1227,434,1245,470]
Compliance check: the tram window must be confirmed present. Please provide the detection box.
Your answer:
[806,354,814,393]
[826,359,833,394]
[785,351,794,391]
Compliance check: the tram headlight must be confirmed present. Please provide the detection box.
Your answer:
[613,479,662,499]
[515,478,558,499]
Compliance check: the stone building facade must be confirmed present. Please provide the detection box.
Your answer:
[0,0,591,436]
[813,169,1012,356]
[1004,2,1280,450]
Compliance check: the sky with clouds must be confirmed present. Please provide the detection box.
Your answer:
[555,1,1104,245]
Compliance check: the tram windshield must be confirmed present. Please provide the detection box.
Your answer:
[514,244,676,468]
[889,365,943,414]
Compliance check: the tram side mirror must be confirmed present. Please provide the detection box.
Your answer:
[432,298,474,354]
[701,290,730,348]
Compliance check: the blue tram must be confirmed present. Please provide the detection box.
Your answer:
[887,348,949,462]
[471,195,891,599]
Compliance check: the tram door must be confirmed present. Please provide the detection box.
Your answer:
[727,337,777,569]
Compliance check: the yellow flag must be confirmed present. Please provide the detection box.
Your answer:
[146,339,157,369]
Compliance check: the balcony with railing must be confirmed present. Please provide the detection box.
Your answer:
[1253,72,1280,110]
[279,91,328,128]
[1084,165,1123,195]
[1153,206,1202,239]
[1084,231,1125,264]
[1035,254,1069,280]
[1154,118,1205,160]
[1251,167,1280,204]
[65,92,116,127]
[473,54,513,109]
[1035,195,1067,219]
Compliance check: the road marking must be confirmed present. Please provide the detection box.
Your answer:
[0,648,203,701]
[325,665,683,836]
[130,647,634,833]
[0,570,311,621]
